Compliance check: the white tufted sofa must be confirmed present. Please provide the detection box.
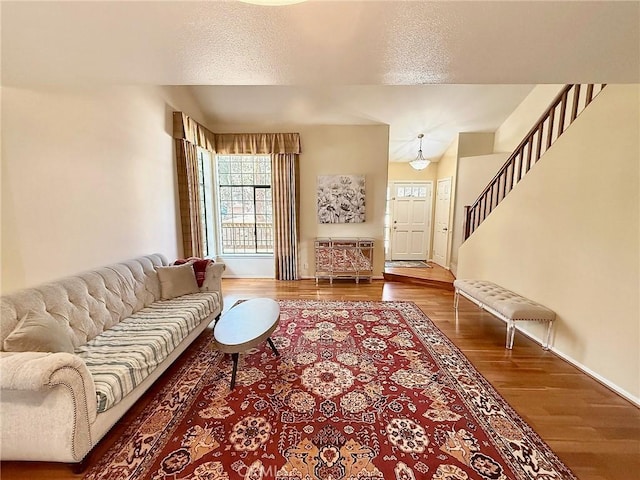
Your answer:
[0,254,224,464]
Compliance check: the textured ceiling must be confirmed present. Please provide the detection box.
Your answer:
[189,84,536,161]
[3,1,638,86]
[2,1,638,161]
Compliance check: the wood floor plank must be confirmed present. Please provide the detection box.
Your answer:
[1,279,638,479]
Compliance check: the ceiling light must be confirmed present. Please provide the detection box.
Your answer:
[410,134,430,170]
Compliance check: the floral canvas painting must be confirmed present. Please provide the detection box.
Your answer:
[317,175,366,223]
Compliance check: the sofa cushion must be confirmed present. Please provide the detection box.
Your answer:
[3,311,75,353]
[156,264,200,300]
[76,292,220,413]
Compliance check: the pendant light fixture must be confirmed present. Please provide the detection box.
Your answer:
[409,134,430,171]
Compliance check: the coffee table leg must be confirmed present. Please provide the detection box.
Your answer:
[267,337,280,356]
[230,353,239,389]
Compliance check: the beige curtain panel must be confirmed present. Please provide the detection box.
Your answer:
[272,153,300,280]
[173,112,212,258]
[174,138,204,258]
[172,112,215,151]
[215,133,301,155]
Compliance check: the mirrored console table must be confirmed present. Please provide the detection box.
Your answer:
[314,237,374,284]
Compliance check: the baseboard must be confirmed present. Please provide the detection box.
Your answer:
[548,345,640,407]
[299,275,384,281]
[513,325,640,407]
[222,275,275,279]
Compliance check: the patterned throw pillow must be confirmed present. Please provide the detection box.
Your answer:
[3,311,75,353]
[173,257,212,287]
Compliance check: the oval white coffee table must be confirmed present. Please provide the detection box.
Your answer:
[213,298,281,389]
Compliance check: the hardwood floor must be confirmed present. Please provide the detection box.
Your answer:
[2,279,638,479]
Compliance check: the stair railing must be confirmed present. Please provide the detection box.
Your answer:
[463,83,606,240]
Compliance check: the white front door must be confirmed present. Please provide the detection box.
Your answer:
[433,177,452,268]
[390,182,433,260]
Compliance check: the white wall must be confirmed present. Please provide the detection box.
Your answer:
[208,124,390,279]
[435,132,494,268]
[450,152,509,275]
[494,84,564,153]
[1,85,205,293]
[300,125,389,278]
[221,257,275,279]
[457,85,640,403]
[387,161,437,183]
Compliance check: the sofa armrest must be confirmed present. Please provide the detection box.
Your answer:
[2,352,93,394]
[200,261,225,309]
[0,351,97,461]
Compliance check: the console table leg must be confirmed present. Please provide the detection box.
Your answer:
[267,337,280,356]
[230,353,239,389]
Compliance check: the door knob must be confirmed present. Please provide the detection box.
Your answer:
[443,227,448,231]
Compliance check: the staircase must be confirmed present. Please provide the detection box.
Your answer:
[463,84,606,240]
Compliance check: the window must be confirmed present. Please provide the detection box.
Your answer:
[216,155,273,254]
[197,148,216,257]
[396,185,428,198]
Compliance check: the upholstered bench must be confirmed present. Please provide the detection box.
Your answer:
[453,279,555,350]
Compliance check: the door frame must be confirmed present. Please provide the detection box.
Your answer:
[386,180,434,261]
[433,177,453,269]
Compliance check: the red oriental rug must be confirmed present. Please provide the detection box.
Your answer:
[84,300,575,480]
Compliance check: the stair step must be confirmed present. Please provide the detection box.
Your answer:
[383,272,454,290]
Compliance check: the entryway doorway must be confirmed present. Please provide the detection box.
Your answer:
[389,181,433,261]
[433,177,452,268]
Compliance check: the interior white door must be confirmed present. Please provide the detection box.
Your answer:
[390,182,433,260]
[433,177,452,268]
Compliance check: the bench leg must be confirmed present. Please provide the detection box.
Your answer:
[453,290,460,325]
[543,320,553,350]
[506,320,517,349]
[230,353,239,389]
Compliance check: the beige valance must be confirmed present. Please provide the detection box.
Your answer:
[173,112,301,155]
[215,133,301,155]
[172,112,215,151]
